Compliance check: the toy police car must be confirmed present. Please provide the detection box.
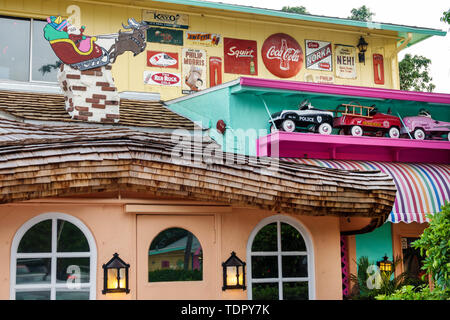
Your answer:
[269,100,334,134]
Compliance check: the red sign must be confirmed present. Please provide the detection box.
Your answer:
[373,54,385,85]
[147,51,179,68]
[261,33,303,78]
[144,71,180,86]
[209,57,222,87]
[224,38,258,75]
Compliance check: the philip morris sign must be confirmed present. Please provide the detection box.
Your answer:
[261,33,303,78]
[305,40,332,71]
[142,10,189,29]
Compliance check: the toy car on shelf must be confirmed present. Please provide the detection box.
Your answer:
[269,100,334,135]
[333,103,402,138]
[401,109,450,141]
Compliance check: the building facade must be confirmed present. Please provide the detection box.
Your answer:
[0,0,448,300]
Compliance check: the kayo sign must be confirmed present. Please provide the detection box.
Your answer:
[261,33,303,78]
[305,40,332,71]
[147,51,179,68]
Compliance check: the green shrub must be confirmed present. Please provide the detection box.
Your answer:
[412,201,450,290]
[148,269,202,282]
[376,285,449,300]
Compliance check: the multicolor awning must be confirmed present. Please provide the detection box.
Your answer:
[283,158,450,224]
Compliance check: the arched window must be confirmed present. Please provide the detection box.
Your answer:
[148,227,203,282]
[10,213,97,300]
[247,215,315,300]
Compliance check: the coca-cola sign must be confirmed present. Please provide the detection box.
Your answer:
[261,33,303,78]
[224,38,258,75]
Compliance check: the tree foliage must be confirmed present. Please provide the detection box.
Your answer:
[348,5,375,22]
[442,9,450,24]
[399,54,436,92]
[281,6,309,15]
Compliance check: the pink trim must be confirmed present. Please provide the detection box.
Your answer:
[257,132,450,164]
[239,77,450,104]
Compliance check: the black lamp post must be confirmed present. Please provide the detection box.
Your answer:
[102,253,130,294]
[357,36,369,64]
[222,251,246,291]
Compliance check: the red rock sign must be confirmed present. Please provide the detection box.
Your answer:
[261,33,303,78]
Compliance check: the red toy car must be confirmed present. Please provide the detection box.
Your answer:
[333,103,402,138]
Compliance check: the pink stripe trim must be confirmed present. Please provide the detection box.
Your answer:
[239,77,450,104]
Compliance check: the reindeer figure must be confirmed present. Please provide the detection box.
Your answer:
[108,18,148,63]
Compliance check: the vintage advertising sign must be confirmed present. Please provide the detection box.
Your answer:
[209,57,223,87]
[314,74,335,84]
[186,32,221,47]
[335,45,357,79]
[142,10,189,29]
[223,38,257,75]
[147,27,183,46]
[147,51,179,68]
[305,40,332,71]
[144,71,181,86]
[373,54,385,85]
[182,48,207,94]
[261,33,303,78]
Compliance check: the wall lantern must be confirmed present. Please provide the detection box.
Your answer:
[222,251,246,291]
[357,36,369,64]
[102,253,130,294]
[377,255,393,273]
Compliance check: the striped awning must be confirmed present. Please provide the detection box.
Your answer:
[283,158,450,224]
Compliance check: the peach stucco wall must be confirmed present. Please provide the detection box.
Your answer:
[0,198,343,300]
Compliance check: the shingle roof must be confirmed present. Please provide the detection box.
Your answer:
[0,118,396,227]
[0,90,199,130]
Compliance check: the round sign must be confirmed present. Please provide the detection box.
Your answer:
[261,33,304,78]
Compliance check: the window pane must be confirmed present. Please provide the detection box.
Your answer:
[16,290,50,300]
[251,223,277,252]
[0,16,30,81]
[16,258,51,285]
[148,228,203,282]
[57,220,89,252]
[283,282,308,300]
[252,283,278,300]
[56,258,90,284]
[251,256,278,278]
[56,289,90,300]
[18,219,52,253]
[31,19,59,82]
[281,223,306,251]
[282,255,308,278]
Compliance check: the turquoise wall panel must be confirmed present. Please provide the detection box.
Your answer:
[355,222,393,266]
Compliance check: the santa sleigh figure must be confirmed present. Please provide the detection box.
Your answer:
[44,16,148,71]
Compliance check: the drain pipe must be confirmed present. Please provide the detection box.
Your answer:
[391,32,412,89]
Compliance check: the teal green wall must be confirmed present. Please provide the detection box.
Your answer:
[167,84,450,157]
[355,223,393,266]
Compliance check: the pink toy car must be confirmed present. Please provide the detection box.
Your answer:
[401,109,450,141]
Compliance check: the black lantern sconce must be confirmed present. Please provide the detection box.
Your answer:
[102,253,130,294]
[222,251,246,291]
[357,36,369,64]
[377,255,393,273]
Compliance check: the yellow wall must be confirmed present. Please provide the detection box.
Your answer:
[0,0,400,100]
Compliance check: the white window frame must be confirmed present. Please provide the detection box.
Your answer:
[10,212,97,300]
[246,214,316,300]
